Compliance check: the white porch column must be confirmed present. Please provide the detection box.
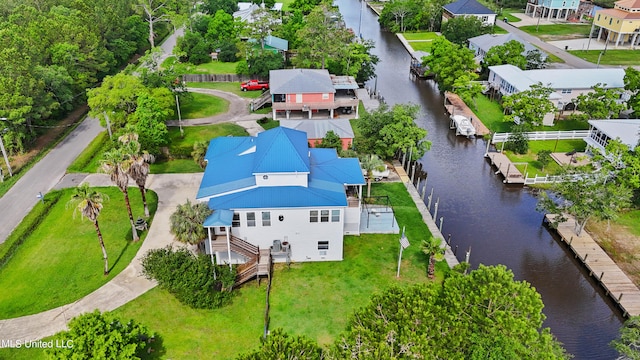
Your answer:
[308,109,312,119]
[330,108,334,118]
[286,110,290,119]
[208,227,214,264]
[355,104,359,119]
[597,27,603,41]
[272,108,277,120]
[616,32,622,46]
[226,228,232,270]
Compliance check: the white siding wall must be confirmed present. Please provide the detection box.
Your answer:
[254,172,309,187]
[229,207,345,262]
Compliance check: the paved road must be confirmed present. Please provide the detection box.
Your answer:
[495,19,597,69]
[0,173,202,341]
[0,117,103,244]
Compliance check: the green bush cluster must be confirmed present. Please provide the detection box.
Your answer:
[0,191,63,270]
[169,146,193,159]
[141,247,236,309]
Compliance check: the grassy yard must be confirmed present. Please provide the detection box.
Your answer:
[401,32,439,41]
[187,82,264,99]
[3,182,448,359]
[518,24,591,40]
[257,118,279,130]
[0,187,157,319]
[568,49,640,66]
[163,57,239,74]
[151,124,248,173]
[504,140,587,176]
[616,210,640,237]
[180,92,229,119]
[499,9,524,22]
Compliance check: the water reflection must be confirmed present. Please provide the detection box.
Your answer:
[335,0,624,358]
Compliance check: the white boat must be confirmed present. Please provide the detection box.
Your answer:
[362,165,390,181]
[449,114,476,137]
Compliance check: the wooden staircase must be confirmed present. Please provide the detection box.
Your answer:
[251,91,272,111]
[227,235,271,287]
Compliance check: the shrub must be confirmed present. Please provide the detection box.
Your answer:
[141,246,236,309]
[504,127,529,154]
[46,310,156,360]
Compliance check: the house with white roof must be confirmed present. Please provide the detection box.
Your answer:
[468,33,545,63]
[488,64,627,125]
[442,0,496,26]
[584,119,640,154]
[196,127,366,271]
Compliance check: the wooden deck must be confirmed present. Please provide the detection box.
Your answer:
[546,214,640,317]
[393,162,410,183]
[486,152,524,184]
[444,92,490,136]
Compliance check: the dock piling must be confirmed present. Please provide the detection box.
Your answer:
[447,233,451,245]
[433,197,439,220]
[439,217,443,232]
[427,188,434,209]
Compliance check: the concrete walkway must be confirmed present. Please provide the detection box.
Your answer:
[0,173,202,341]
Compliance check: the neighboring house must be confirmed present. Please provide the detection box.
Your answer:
[468,33,545,63]
[234,2,283,23]
[442,0,496,26]
[525,0,580,21]
[592,0,640,47]
[584,119,640,154]
[269,69,360,120]
[196,127,366,264]
[488,64,626,125]
[280,119,354,150]
[249,35,288,55]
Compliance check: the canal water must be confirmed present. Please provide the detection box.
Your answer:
[336,0,624,358]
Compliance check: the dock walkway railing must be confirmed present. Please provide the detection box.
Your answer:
[492,130,591,143]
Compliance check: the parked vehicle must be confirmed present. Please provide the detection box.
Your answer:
[241,80,269,91]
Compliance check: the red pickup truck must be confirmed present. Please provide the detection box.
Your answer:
[241,80,269,91]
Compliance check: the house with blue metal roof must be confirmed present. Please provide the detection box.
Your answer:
[196,127,366,265]
[442,0,496,26]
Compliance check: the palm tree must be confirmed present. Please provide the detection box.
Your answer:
[170,199,213,245]
[422,237,445,279]
[360,154,385,198]
[192,141,208,169]
[101,147,139,241]
[120,134,155,217]
[68,184,110,275]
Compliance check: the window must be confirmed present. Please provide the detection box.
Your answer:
[321,210,329,222]
[322,93,329,100]
[597,14,600,21]
[262,212,271,226]
[232,213,240,227]
[318,241,329,250]
[561,89,571,94]
[310,210,318,222]
[481,16,488,22]
[247,212,256,227]
[331,210,340,222]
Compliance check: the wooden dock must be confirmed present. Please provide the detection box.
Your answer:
[393,163,411,183]
[546,214,640,317]
[486,152,524,184]
[444,92,490,136]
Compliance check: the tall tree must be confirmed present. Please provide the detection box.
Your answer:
[243,7,280,51]
[441,15,489,46]
[192,140,208,169]
[68,183,109,275]
[203,0,238,15]
[502,83,555,127]
[484,40,527,69]
[624,67,640,113]
[572,84,626,120]
[128,92,170,154]
[537,171,632,235]
[294,4,353,69]
[137,0,170,48]
[120,134,155,217]
[335,265,569,359]
[170,199,213,245]
[453,73,483,109]
[101,148,139,241]
[422,36,477,92]
[360,154,385,198]
[611,316,640,360]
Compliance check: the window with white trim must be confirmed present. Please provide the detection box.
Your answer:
[310,210,318,222]
[247,212,256,227]
[331,210,340,222]
[322,93,329,100]
[320,210,329,222]
[232,213,240,227]
[318,241,329,250]
[262,211,271,226]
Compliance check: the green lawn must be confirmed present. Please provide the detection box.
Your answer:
[518,24,591,39]
[162,57,239,74]
[401,32,439,41]
[257,118,279,130]
[503,140,587,176]
[500,9,523,22]
[187,82,264,99]
[0,187,157,319]
[568,49,640,66]
[180,92,229,119]
[616,210,640,237]
[1,182,447,359]
[151,124,248,173]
